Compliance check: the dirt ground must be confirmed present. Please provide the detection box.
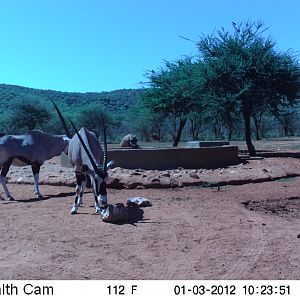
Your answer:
[0,156,300,280]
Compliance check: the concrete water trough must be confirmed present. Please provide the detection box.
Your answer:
[109,145,239,170]
[185,141,230,148]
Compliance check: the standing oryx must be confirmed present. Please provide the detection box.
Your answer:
[0,130,69,201]
[52,101,113,214]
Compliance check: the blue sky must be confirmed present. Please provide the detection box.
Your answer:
[0,0,299,92]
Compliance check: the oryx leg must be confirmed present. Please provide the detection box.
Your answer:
[92,179,102,214]
[86,174,92,188]
[71,172,86,215]
[0,158,14,201]
[94,195,102,214]
[31,163,42,198]
[79,175,87,206]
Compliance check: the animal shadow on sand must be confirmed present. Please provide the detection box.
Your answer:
[119,206,145,226]
[5,192,76,203]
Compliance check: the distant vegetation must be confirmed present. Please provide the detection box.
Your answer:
[1,21,300,152]
[0,84,143,140]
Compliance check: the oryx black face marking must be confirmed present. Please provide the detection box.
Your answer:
[99,181,107,196]
[97,172,108,196]
[92,171,109,208]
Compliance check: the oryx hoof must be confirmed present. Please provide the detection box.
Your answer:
[95,207,102,214]
[100,203,108,209]
[8,196,15,201]
[34,192,43,199]
[71,207,78,215]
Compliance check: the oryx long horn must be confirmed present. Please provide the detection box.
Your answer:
[102,116,108,171]
[69,118,99,174]
[51,99,72,138]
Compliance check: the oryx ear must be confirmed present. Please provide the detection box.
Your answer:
[63,135,70,141]
[107,160,114,169]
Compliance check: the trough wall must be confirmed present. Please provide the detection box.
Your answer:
[185,141,230,148]
[109,146,239,170]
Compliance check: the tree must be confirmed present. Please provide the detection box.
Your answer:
[188,111,207,140]
[252,103,268,140]
[271,103,299,136]
[197,21,300,155]
[143,58,203,146]
[77,104,117,140]
[7,98,51,131]
[127,102,166,141]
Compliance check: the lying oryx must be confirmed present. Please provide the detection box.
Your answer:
[52,102,113,214]
[120,134,139,148]
[0,130,69,201]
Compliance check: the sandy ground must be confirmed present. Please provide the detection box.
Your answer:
[0,156,300,280]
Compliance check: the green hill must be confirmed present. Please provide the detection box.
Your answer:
[0,83,143,117]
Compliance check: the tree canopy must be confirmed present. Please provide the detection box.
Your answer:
[142,20,300,152]
[143,58,205,146]
[197,20,300,155]
[7,98,51,132]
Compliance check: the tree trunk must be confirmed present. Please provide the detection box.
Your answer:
[189,116,201,141]
[190,119,196,140]
[190,121,198,140]
[283,116,293,136]
[252,115,261,140]
[283,125,289,136]
[173,118,187,147]
[227,123,233,141]
[253,118,261,140]
[255,129,260,141]
[157,128,161,141]
[243,109,256,156]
